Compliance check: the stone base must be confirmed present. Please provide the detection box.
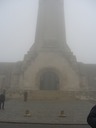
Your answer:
[6,90,96,101]
[27,91,76,100]
[6,90,78,100]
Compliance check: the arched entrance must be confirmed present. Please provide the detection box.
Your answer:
[40,71,59,90]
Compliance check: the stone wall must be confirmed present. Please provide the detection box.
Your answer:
[0,62,22,91]
[78,63,96,91]
[0,60,96,101]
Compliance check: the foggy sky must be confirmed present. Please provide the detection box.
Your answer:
[0,0,96,63]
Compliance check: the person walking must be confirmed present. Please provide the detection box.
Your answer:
[0,92,5,110]
[24,91,28,102]
[87,105,96,128]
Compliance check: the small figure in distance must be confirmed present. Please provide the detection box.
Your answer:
[87,105,96,128]
[24,91,28,102]
[0,91,5,110]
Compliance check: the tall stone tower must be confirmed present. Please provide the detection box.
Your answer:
[20,0,80,94]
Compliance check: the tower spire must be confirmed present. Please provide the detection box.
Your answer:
[32,0,70,52]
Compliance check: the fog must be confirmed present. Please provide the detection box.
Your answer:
[0,0,96,63]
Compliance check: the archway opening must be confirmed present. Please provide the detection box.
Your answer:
[40,71,59,90]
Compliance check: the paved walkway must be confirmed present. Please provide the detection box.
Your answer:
[0,99,94,124]
[0,123,90,128]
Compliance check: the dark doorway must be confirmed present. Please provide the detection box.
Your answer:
[40,71,59,90]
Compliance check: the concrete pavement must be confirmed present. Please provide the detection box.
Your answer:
[0,99,94,124]
[0,123,91,128]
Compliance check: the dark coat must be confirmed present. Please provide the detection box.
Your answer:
[0,94,5,102]
[87,105,96,128]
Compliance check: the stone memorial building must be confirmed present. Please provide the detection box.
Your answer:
[0,0,96,99]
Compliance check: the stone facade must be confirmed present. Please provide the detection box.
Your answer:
[20,52,80,91]
[0,62,22,91]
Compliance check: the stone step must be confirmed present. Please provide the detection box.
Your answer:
[6,91,77,100]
